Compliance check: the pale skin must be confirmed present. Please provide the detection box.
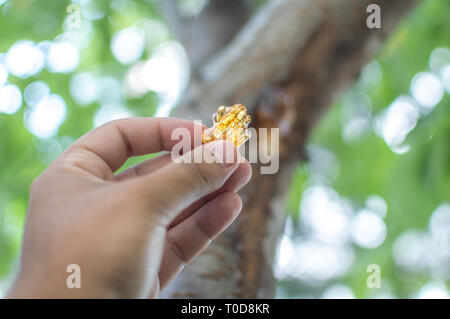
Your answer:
[7,117,252,298]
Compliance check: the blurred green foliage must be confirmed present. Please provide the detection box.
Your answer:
[0,0,165,285]
[283,0,450,298]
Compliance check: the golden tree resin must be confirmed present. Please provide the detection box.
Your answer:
[202,104,251,147]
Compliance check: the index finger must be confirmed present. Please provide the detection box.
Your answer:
[68,117,205,172]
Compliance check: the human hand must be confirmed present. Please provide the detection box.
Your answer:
[7,117,251,298]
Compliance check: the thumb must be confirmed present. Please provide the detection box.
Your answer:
[132,140,242,224]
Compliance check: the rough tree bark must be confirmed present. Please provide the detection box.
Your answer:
[161,0,420,298]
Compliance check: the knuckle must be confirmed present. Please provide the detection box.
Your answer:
[103,118,130,130]
[102,118,122,128]
[166,232,188,264]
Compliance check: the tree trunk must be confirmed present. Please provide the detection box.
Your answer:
[161,0,420,298]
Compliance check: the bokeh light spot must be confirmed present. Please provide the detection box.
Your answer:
[351,209,387,249]
[111,28,145,65]
[98,76,123,105]
[289,240,354,282]
[429,47,450,73]
[0,84,22,114]
[366,195,388,218]
[5,40,45,78]
[143,42,189,116]
[300,186,352,244]
[322,284,355,299]
[429,203,450,258]
[410,72,444,109]
[94,104,131,127]
[24,81,50,106]
[441,64,450,94]
[274,235,294,279]
[416,282,448,299]
[25,94,67,138]
[0,63,8,87]
[47,41,79,73]
[375,96,419,153]
[70,72,99,106]
[393,231,430,271]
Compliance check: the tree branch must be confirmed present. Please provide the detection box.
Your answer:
[159,0,185,42]
[164,0,420,298]
[176,0,322,118]
[160,0,254,73]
